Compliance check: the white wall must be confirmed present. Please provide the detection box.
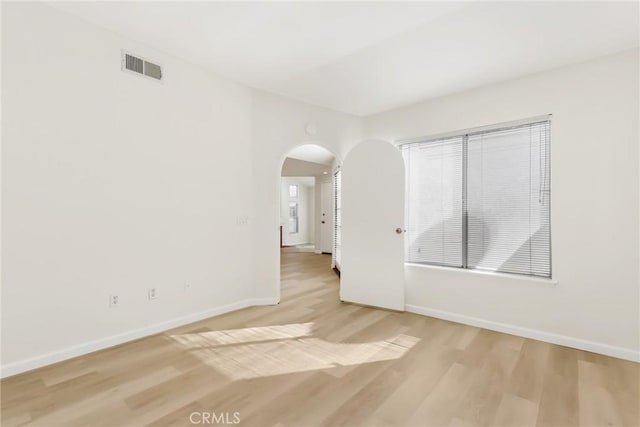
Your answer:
[280,177,314,246]
[0,3,361,376]
[249,91,361,302]
[1,2,255,374]
[365,49,640,360]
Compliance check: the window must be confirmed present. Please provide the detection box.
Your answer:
[403,119,551,278]
[288,202,298,233]
[289,184,298,198]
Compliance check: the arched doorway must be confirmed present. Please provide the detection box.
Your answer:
[278,144,341,303]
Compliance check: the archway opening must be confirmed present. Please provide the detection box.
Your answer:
[278,144,341,303]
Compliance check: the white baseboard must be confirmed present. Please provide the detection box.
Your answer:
[1,297,280,379]
[405,304,640,363]
[247,297,280,305]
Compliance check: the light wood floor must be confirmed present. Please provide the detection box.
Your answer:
[2,252,638,426]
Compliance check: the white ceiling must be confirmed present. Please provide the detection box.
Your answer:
[287,145,335,166]
[281,158,331,177]
[50,1,639,116]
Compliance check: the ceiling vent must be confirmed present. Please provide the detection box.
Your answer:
[121,50,163,82]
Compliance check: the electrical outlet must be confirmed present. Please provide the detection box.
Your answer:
[148,288,157,300]
[109,295,119,308]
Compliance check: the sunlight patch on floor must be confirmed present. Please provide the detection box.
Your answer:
[170,324,420,380]
[169,323,315,348]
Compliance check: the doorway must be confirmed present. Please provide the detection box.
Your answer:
[319,181,334,254]
[279,144,340,301]
[276,139,405,310]
[280,177,315,251]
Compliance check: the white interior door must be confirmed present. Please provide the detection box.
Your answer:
[320,181,334,253]
[341,140,405,311]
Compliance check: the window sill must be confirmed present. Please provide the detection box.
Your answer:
[404,262,558,287]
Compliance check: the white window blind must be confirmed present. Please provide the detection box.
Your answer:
[403,136,463,267]
[333,169,342,270]
[403,119,551,278]
[467,121,551,277]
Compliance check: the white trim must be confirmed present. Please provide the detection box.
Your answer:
[248,297,279,306]
[405,304,640,363]
[396,114,552,146]
[405,262,558,287]
[0,297,278,379]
